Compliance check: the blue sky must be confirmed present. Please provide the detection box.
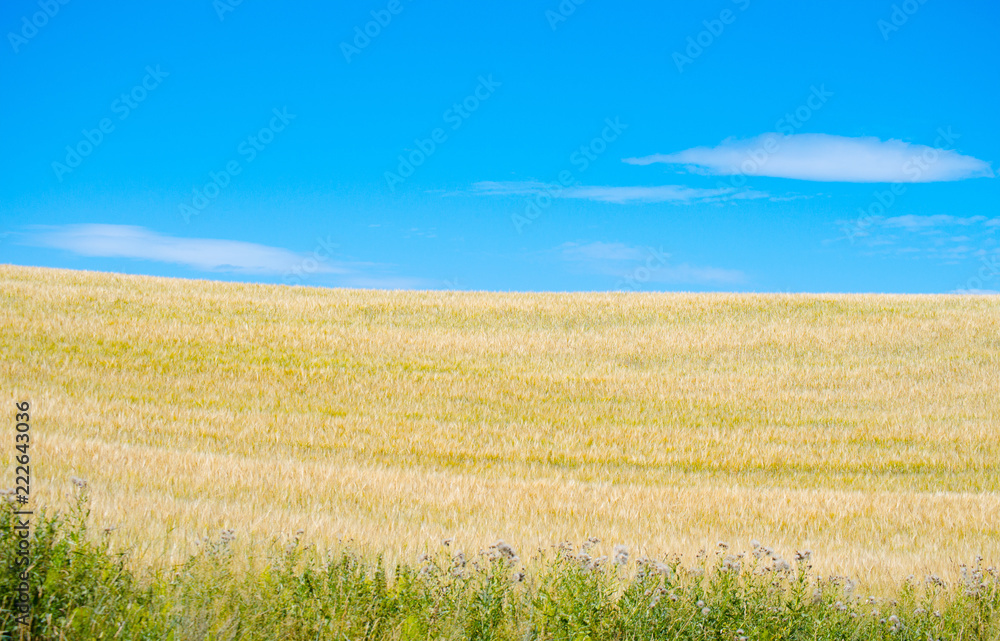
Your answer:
[1,0,998,293]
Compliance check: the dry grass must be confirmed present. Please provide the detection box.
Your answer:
[1,264,998,589]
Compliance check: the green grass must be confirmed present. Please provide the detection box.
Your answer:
[2,487,997,640]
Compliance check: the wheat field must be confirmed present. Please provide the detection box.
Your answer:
[1,264,998,589]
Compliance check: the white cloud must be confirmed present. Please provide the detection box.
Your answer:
[565,185,765,204]
[27,224,349,275]
[469,180,549,196]
[647,263,747,285]
[833,214,1000,264]
[559,241,646,262]
[470,181,767,204]
[881,215,987,231]
[552,241,746,286]
[338,275,438,289]
[625,133,995,183]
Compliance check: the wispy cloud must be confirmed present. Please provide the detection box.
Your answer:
[880,215,988,231]
[833,215,1000,263]
[558,241,646,262]
[338,275,438,289]
[625,133,995,183]
[642,263,747,285]
[25,224,349,274]
[843,214,1000,237]
[470,180,767,204]
[552,241,746,286]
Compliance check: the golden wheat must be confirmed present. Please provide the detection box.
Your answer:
[1,264,997,589]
